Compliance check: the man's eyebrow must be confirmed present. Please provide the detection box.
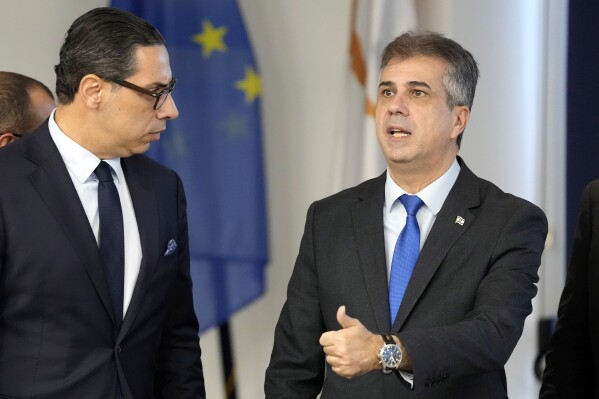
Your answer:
[407,80,431,90]
[378,81,396,89]
[147,79,171,89]
[377,80,432,90]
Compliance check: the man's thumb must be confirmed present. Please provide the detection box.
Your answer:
[337,305,359,329]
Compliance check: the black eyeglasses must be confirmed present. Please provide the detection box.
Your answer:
[104,77,177,110]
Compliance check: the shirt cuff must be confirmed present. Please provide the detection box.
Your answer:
[399,370,414,389]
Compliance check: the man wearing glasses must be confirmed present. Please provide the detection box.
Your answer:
[0,71,55,147]
[0,7,205,399]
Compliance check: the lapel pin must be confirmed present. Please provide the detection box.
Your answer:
[455,216,465,226]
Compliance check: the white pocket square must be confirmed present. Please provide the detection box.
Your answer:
[164,239,177,256]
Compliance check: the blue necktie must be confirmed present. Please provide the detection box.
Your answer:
[389,194,424,325]
[95,161,124,399]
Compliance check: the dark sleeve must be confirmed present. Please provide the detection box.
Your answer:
[265,202,326,399]
[154,174,206,398]
[0,195,4,276]
[540,181,598,398]
[398,200,547,393]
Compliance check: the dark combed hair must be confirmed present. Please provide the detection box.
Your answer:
[380,31,480,147]
[54,7,166,104]
[0,71,54,135]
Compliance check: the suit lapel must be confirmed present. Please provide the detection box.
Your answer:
[26,126,116,325]
[352,174,392,332]
[118,157,160,339]
[392,160,481,331]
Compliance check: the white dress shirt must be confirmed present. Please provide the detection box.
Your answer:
[48,111,142,318]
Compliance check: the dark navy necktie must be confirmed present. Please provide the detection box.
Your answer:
[95,161,125,399]
[389,194,424,325]
[95,161,124,324]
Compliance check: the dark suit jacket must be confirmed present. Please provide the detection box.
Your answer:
[0,123,205,398]
[265,158,547,399]
[540,180,599,398]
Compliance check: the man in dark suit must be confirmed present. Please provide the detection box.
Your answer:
[0,71,55,147]
[0,8,205,398]
[265,31,547,398]
[540,180,599,398]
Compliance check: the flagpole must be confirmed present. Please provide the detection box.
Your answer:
[219,321,237,399]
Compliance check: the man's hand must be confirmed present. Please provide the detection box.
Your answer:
[319,306,382,378]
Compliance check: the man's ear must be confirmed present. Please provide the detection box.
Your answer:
[451,105,470,139]
[78,74,106,109]
[0,133,19,148]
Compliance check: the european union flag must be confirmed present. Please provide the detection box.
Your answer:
[111,0,268,332]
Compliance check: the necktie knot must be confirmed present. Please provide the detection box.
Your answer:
[95,161,114,182]
[399,194,423,216]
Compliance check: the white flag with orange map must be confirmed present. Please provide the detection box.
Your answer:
[333,0,417,190]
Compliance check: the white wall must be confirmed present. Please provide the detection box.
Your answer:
[0,1,567,398]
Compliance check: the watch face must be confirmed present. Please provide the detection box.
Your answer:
[381,344,401,368]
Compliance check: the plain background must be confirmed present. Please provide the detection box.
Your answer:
[0,1,568,398]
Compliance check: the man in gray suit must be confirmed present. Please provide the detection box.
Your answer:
[265,31,547,398]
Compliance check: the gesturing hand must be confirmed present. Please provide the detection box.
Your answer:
[319,305,381,378]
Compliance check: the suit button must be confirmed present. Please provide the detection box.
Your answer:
[116,345,122,354]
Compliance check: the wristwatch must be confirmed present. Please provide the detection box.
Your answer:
[378,334,402,375]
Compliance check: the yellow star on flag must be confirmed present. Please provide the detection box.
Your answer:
[234,67,261,104]
[192,20,228,58]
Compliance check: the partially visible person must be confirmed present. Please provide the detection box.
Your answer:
[0,71,55,147]
[540,180,599,398]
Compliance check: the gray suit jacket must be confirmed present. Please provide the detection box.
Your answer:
[0,123,205,398]
[265,158,547,398]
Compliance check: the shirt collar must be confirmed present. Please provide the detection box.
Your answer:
[48,110,123,183]
[384,159,461,215]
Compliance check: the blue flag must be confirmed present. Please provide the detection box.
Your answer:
[111,0,268,332]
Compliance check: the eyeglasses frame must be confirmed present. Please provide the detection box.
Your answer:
[103,77,177,110]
